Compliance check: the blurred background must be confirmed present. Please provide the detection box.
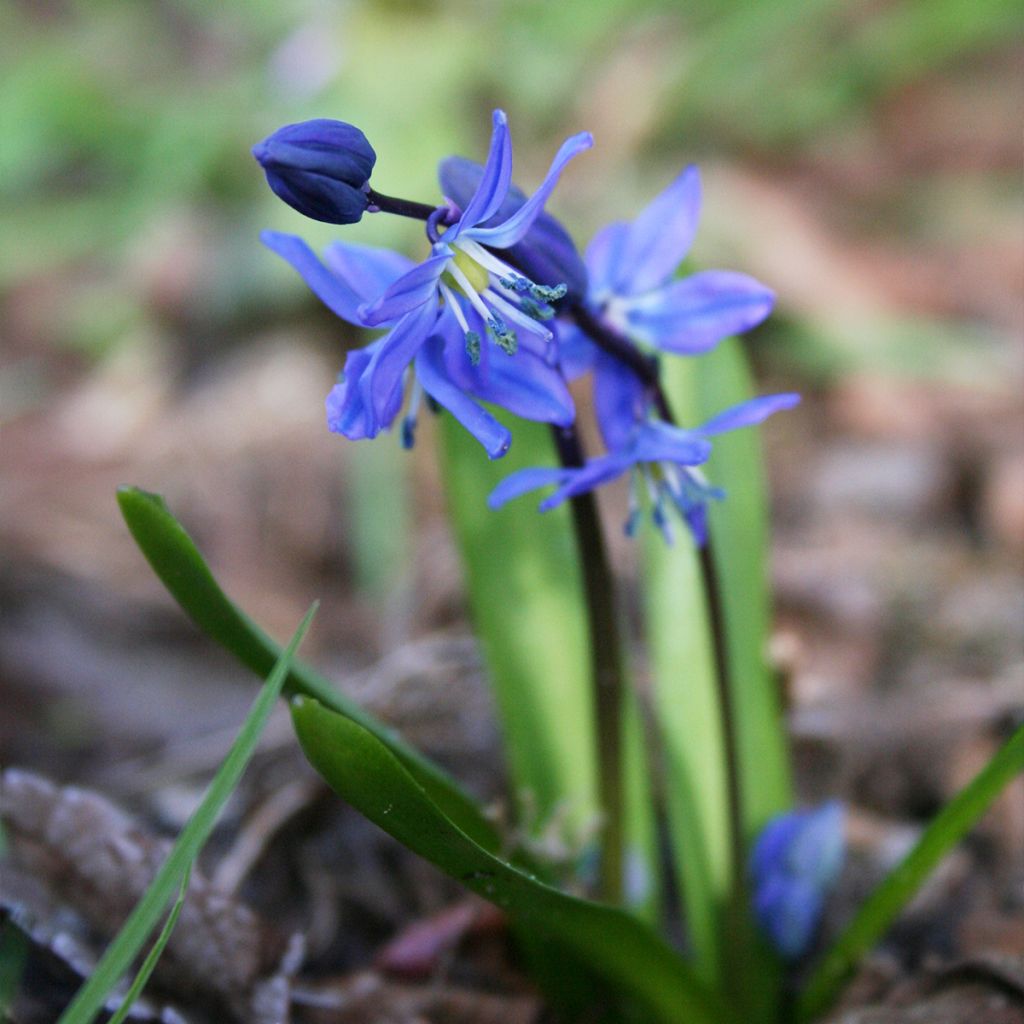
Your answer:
[1,0,1022,1015]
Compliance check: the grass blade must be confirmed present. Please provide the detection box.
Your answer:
[105,867,191,1024]
[116,486,497,853]
[56,603,317,1024]
[798,722,1024,1022]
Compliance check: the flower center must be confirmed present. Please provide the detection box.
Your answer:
[447,247,491,296]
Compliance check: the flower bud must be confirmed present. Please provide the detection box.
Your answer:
[750,801,845,960]
[253,119,376,225]
[439,156,589,303]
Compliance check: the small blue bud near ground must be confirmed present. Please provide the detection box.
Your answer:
[750,801,846,960]
[252,119,376,224]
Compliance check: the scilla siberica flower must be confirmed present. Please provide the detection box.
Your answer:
[750,801,846,960]
[258,111,591,457]
[489,166,797,542]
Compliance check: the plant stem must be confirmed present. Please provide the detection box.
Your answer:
[365,189,440,222]
[550,424,625,906]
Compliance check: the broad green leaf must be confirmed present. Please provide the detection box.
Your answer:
[291,695,736,1024]
[116,486,497,853]
[643,529,728,984]
[57,604,316,1024]
[657,340,790,1019]
[437,416,597,831]
[798,722,1024,1023]
[661,342,792,843]
[438,417,658,917]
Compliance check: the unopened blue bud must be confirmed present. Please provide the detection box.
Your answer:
[253,119,376,225]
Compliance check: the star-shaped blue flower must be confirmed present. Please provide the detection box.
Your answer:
[261,110,591,457]
[489,392,798,543]
[582,164,774,356]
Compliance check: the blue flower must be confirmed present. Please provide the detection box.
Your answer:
[262,233,576,458]
[583,165,775,356]
[253,119,376,225]
[750,801,846,960]
[260,110,591,457]
[489,392,799,543]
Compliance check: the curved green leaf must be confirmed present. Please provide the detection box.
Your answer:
[291,694,736,1024]
[798,722,1024,1022]
[116,486,497,853]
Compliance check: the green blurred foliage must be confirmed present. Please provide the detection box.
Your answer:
[1,0,1015,360]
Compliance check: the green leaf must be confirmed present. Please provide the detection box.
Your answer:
[798,722,1024,1023]
[116,486,497,854]
[105,868,191,1024]
[57,603,317,1024]
[291,694,736,1024]
[437,418,659,917]
[657,340,790,1018]
[643,529,728,984]
[661,341,792,841]
[437,416,597,830]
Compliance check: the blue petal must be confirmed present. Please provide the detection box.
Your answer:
[614,165,702,295]
[697,393,800,436]
[488,466,571,509]
[788,801,846,887]
[441,324,575,427]
[751,810,808,883]
[358,303,437,431]
[450,110,514,236]
[325,340,404,440]
[260,230,367,325]
[554,321,597,380]
[593,349,647,451]
[622,270,775,353]
[469,131,593,249]
[630,422,712,466]
[584,221,629,298]
[358,252,449,326]
[439,155,589,301]
[323,241,415,306]
[415,336,511,459]
[538,452,634,510]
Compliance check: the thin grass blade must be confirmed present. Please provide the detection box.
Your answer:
[56,603,316,1024]
[798,722,1024,1022]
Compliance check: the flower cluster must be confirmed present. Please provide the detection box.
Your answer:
[254,109,798,541]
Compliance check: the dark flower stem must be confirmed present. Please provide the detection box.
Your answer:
[568,302,746,893]
[550,424,625,906]
[365,188,440,222]
[571,303,747,903]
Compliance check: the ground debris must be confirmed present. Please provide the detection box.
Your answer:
[0,768,303,1024]
[292,969,541,1024]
